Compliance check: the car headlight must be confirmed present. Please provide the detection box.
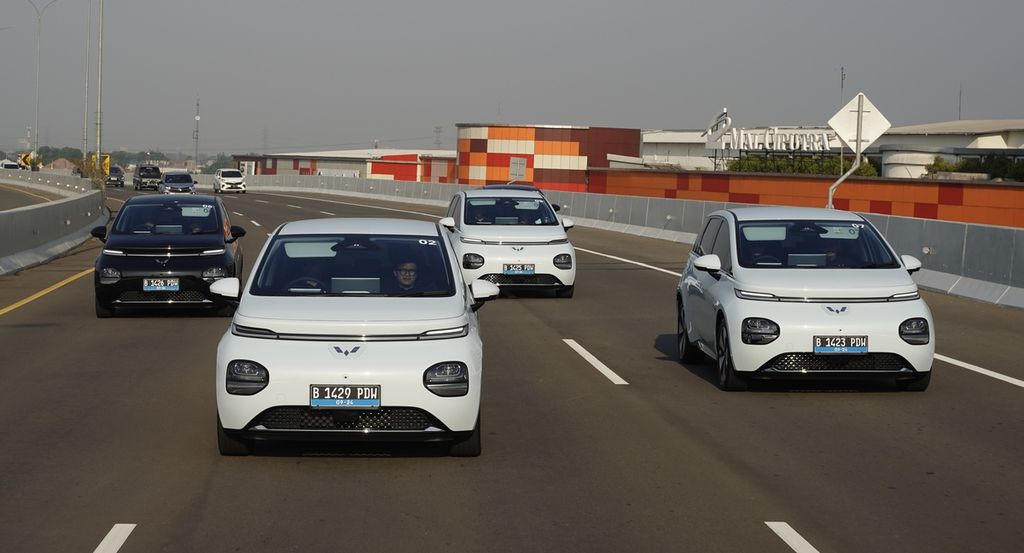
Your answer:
[463,253,484,269]
[99,267,121,284]
[553,253,573,269]
[226,360,269,395]
[202,267,227,281]
[899,318,930,345]
[423,362,469,397]
[742,317,780,345]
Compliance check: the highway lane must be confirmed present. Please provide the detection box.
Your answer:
[0,187,1020,552]
[0,182,62,210]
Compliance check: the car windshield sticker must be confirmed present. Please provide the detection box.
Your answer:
[742,226,787,241]
[181,206,213,218]
[820,224,860,240]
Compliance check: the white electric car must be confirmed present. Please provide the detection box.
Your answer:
[212,218,500,456]
[676,207,934,391]
[442,186,576,297]
[213,168,247,194]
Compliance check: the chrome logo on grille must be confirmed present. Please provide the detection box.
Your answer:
[331,345,363,358]
[824,305,849,315]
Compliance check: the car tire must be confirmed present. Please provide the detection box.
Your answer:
[448,415,481,457]
[716,319,748,391]
[677,302,703,364]
[899,372,931,392]
[555,286,574,298]
[241,190,246,194]
[217,415,251,456]
[95,298,114,318]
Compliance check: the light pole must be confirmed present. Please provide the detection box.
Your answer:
[82,0,91,163]
[28,0,59,163]
[95,0,103,173]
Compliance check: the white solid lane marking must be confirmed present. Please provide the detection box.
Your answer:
[232,211,244,216]
[563,339,629,385]
[574,246,682,277]
[320,210,335,216]
[255,199,268,203]
[250,220,261,227]
[287,204,302,209]
[765,522,821,553]
[935,354,1024,389]
[92,524,136,553]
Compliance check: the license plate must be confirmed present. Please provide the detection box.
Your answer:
[813,335,868,354]
[310,385,381,409]
[143,278,179,292]
[503,263,535,275]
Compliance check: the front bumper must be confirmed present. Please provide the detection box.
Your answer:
[458,243,576,288]
[724,299,934,376]
[216,333,482,437]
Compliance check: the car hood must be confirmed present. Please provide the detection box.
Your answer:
[234,294,469,336]
[105,233,225,251]
[732,268,918,299]
[460,224,567,244]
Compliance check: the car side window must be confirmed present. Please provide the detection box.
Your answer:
[711,220,733,273]
[696,218,722,255]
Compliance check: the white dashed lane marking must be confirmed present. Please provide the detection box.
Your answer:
[765,522,821,553]
[232,211,244,216]
[250,220,261,227]
[287,204,302,209]
[563,339,628,385]
[254,199,268,203]
[92,524,136,553]
[320,211,335,216]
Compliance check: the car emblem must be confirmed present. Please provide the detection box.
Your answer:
[155,258,169,266]
[511,246,524,251]
[824,305,849,315]
[330,345,363,358]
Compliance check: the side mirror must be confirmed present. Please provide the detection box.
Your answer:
[209,277,241,300]
[552,204,561,212]
[469,279,500,311]
[90,226,107,242]
[227,225,247,242]
[901,254,922,274]
[439,217,456,230]
[693,254,722,273]
[561,217,575,230]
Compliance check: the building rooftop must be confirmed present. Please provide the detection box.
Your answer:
[887,120,1024,135]
[270,148,455,159]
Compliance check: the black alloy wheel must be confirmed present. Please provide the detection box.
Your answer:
[715,319,748,391]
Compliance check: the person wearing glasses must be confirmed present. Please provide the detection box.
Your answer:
[385,258,425,294]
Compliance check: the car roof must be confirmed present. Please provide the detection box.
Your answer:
[723,206,865,222]
[463,187,546,199]
[278,217,440,236]
[123,194,218,206]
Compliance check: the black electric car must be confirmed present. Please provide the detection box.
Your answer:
[91,194,246,317]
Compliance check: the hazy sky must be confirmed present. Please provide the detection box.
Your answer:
[1,0,1021,155]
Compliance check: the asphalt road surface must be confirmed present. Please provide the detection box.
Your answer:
[0,188,1020,552]
[0,182,62,211]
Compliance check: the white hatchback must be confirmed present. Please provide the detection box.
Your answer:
[214,168,246,194]
[212,217,500,456]
[442,187,576,297]
[676,207,934,391]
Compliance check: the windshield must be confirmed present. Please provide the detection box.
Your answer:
[220,170,242,178]
[736,219,900,269]
[164,174,192,184]
[109,167,123,176]
[251,234,455,297]
[112,203,222,235]
[465,197,558,226]
[138,167,160,177]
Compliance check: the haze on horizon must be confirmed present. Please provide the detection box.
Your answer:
[1,0,1021,156]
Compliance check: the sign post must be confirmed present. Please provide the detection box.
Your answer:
[508,157,527,183]
[826,92,890,208]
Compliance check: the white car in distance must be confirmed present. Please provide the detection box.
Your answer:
[214,168,246,194]
[442,186,576,297]
[211,217,500,456]
[677,207,934,391]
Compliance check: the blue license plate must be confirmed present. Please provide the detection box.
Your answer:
[310,385,381,409]
[503,263,535,275]
[813,335,868,354]
[143,278,179,292]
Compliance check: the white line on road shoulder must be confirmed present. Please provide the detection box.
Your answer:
[935,354,1024,389]
[93,524,136,553]
[563,339,629,385]
[574,246,682,277]
[765,522,821,553]
[320,210,335,216]
[249,220,261,227]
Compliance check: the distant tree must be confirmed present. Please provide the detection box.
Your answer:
[728,155,877,177]
[202,153,234,174]
[925,155,1024,181]
[37,146,83,165]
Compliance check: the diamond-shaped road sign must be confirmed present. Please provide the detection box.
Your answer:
[828,93,891,153]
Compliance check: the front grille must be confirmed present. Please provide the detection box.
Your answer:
[115,291,210,303]
[759,353,911,372]
[481,274,562,286]
[251,407,442,431]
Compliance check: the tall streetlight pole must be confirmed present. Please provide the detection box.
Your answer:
[94,0,103,173]
[28,0,60,163]
[82,0,91,162]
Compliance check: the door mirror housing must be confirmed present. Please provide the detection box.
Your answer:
[209,277,241,299]
[561,217,575,230]
[227,225,247,242]
[469,279,500,311]
[90,226,107,242]
[439,217,456,230]
[693,254,722,273]
[901,254,923,274]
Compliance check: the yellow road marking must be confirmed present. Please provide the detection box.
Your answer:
[0,183,54,202]
[0,268,94,317]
